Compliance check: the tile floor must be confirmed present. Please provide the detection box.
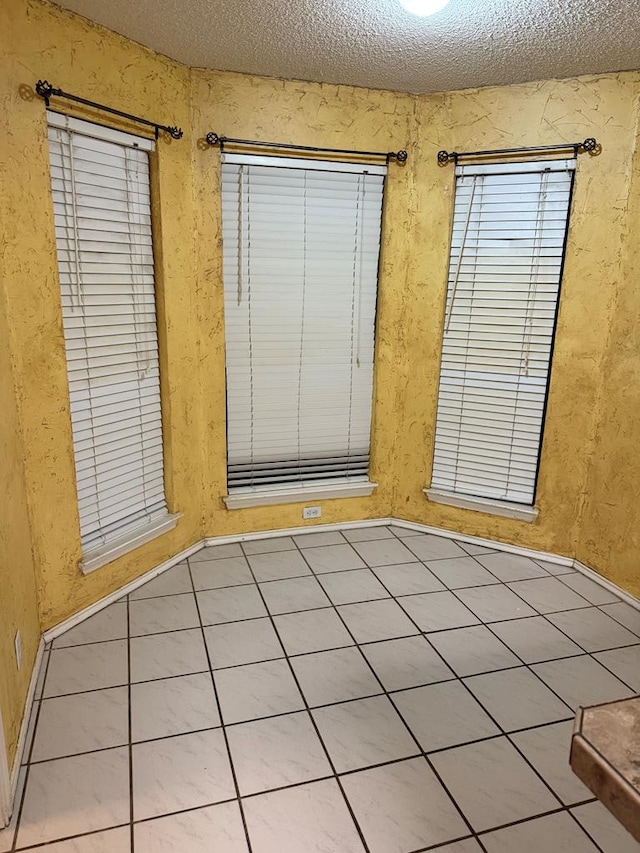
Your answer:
[3,525,640,852]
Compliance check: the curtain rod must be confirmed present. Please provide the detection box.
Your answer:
[437,138,599,166]
[205,132,408,164]
[35,80,183,140]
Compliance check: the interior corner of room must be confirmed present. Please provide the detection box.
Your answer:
[1,0,640,838]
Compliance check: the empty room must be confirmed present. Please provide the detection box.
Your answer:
[1,0,639,850]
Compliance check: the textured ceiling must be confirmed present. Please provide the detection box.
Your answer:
[53,0,640,93]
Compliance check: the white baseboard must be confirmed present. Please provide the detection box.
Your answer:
[43,539,204,644]
[573,560,640,610]
[204,517,393,547]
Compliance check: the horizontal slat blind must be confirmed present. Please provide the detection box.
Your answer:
[221,154,385,489]
[431,158,575,505]
[47,113,168,553]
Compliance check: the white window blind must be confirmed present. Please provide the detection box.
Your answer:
[431,158,575,505]
[47,112,169,555]
[221,153,385,490]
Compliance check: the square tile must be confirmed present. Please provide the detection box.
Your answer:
[437,842,483,853]
[600,602,640,636]
[204,618,284,668]
[214,659,304,724]
[52,603,128,648]
[135,801,248,853]
[372,563,445,596]
[227,711,331,795]
[532,656,634,709]
[572,801,640,853]
[290,647,381,707]
[190,556,253,591]
[428,625,520,677]
[594,644,640,691]
[191,543,244,561]
[341,757,468,853]
[243,779,364,853]
[393,681,499,751]
[398,591,480,632]
[196,585,266,625]
[17,747,129,847]
[559,573,620,605]
[343,526,395,542]
[338,599,419,643]
[133,729,234,820]
[318,568,390,604]
[506,577,590,614]
[131,673,220,742]
[243,536,296,555]
[510,720,592,805]
[303,544,366,574]
[293,531,346,548]
[481,812,600,853]
[274,608,354,655]
[425,556,498,590]
[129,562,192,599]
[456,586,536,623]
[352,538,418,567]
[490,616,584,663]
[247,549,311,581]
[36,827,131,851]
[361,635,454,691]
[476,552,550,582]
[548,607,639,652]
[130,628,209,682]
[431,737,558,832]
[44,641,128,697]
[464,667,572,731]
[129,592,200,636]
[312,695,418,773]
[32,687,128,762]
[259,576,330,614]
[401,534,467,562]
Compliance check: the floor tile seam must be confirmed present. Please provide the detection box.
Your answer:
[10,649,54,852]
[238,540,374,853]
[126,597,135,852]
[186,562,255,853]
[594,603,640,637]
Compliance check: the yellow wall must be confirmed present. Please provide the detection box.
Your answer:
[394,75,640,570]
[2,0,640,774]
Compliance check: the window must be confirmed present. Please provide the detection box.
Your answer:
[221,153,385,500]
[47,112,173,566]
[430,158,575,508]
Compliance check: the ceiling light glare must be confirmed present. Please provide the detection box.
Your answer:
[399,0,451,16]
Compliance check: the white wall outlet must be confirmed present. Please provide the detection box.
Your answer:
[14,630,22,670]
[303,506,322,519]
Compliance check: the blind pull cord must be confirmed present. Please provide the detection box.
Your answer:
[523,170,551,377]
[65,133,83,311]
[444,175,479,333]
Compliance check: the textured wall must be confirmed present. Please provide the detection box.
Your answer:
[190,69,416,538]
[392,74,640,568]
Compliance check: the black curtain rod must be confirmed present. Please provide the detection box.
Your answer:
[437,138,599,166]
[205,132,408,164]
[35,80,183,140]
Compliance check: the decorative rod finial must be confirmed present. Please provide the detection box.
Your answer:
[167,126,183,140]
[35,79,57,105]
[437,150,456,166]
[581,137,598,154]
[206,132,220,146]
[395,150,408,164]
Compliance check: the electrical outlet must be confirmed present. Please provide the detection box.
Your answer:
[303,506,322,519]
[14,630,22,670]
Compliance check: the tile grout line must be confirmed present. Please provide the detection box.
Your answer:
[185,557,254,853]
[236,539,373,853]
[126,596,135,853]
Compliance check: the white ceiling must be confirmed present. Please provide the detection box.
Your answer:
[53,0,640,94]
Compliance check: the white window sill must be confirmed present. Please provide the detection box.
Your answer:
[424,488,539,523]
[224,479,378,510]
[81,513,182,575]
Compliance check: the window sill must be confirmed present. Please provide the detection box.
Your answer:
[81,513,182,575]
[224,479,378,510]
[423,488,539,523]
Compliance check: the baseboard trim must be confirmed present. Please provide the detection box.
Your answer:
[203,517,393,547]
[573,560,640,611]
[43,539,204,644]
